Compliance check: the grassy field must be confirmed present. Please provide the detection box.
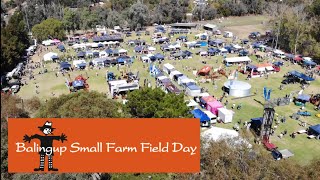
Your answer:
[18,16,320,165]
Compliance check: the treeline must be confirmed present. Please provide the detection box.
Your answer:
[268,0,320,60]
[1,90,320,179]
[0,12,29,74]
[19,0,266,33]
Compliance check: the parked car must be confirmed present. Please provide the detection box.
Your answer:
[239,50,249,56]
[214,30,221,35]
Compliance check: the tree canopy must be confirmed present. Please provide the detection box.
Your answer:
[1,11,29,74]
[125,88,192,118]
[37,91,122,118]
[32,18,65,41]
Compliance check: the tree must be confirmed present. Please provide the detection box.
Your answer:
[37,91,123,118]
[127,1,150,30]
[125,88,192,118]
[62,7,80,34]
[1,11,29,74]
[106,10,124,29]
[78,8,99,31]
[32,18,65,41]
[1,94,29,179]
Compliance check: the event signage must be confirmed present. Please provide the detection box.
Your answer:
[8,118,200,173]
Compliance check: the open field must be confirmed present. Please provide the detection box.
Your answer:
[17,16,320,165]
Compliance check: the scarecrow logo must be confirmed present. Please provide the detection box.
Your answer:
[23,121,67,171]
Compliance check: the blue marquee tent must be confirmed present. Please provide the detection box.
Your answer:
[289,71,315,81]
[309,124,320,136]
[77,51,85,58]
[191,109,210,123]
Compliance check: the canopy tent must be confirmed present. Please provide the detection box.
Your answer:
[218,108,233,123]
[154,53,165,60]
[148,46,156,51]
[206,100,223,115]
[309,124,320,136]
[60,62,71,70]
[200,96,216,105]
[169,70,183,80]
[43,52,58,61]
[303,60,316,66]
[163,63,175,74]
[73,60,86,66]
[77,51,86,58]
[57,44,65,51]
[250,117,263,133]
[202,127,239,142]
[225,56,251,63]
[105,48,113,54]
[191,109,210,123]
[247,64,258,70]
[198,66,212,76]
[289,71,315,81]
[119,49,127,53]
[177,75,189,85]
[256,63,274,71]
[134,46,143,52]
[92,58,106,66]
[297,94,311,102]
[183,50,193,57]
[186,84,201,96]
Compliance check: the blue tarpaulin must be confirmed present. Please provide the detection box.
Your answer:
[297,94,311,102]
[191,109,210,122]
[289,71,315,81]
[309,124,320,135]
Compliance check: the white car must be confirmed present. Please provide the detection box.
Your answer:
[11,85,20,93]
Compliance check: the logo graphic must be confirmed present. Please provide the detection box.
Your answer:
[23,121,67,171]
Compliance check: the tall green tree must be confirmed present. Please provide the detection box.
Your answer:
[127,1,150,30]
[37,91,123,118]
[1,11,29,74]
[62,7,80,34]
[32,18,65,41]
[125,88,192,118]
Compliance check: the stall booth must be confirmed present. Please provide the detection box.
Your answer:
[177,75,189,85]
[206,100,223,115]
[203,110,217,124]
[200,96,216,109]
[186,84,201,96]
[217,108,233,123]
[163,63,175,74]
[191,109,211,127]
[169,70,183,80]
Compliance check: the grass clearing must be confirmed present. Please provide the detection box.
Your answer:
[17,15,320,165]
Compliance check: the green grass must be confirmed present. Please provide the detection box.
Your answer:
[18,16,320,165]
